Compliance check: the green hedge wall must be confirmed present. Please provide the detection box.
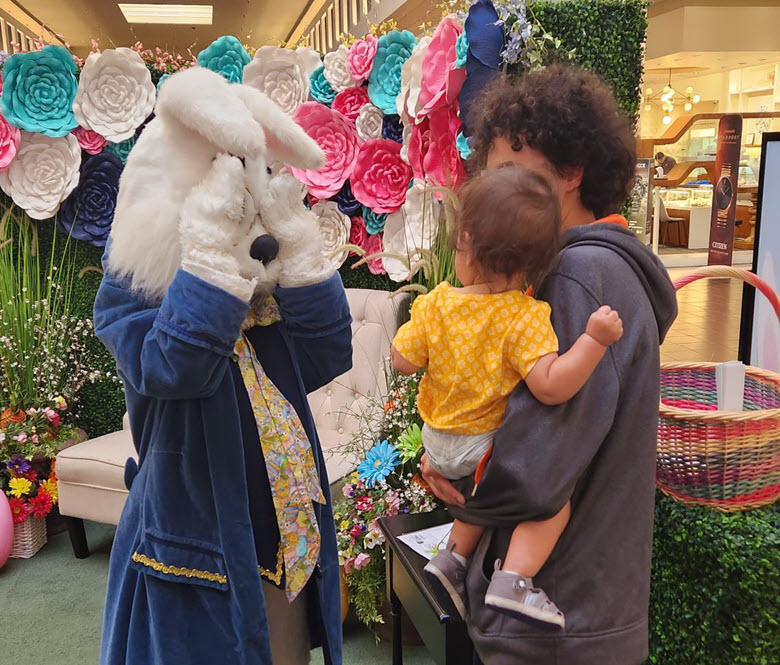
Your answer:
[649,494,779,665]
[535,0,648,122]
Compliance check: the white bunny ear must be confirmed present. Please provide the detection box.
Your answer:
[233,84,324,171]
[155,66,266,157]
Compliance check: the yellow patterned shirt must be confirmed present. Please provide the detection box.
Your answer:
[393,282,559,434]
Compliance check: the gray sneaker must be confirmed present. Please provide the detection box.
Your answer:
[484,562,565,629]
[423,543,467,620]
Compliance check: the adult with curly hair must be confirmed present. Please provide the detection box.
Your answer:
[420,64,678,665]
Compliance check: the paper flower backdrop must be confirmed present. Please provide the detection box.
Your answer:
[348,36,378,84]
[351,139,412,214]
[58,152,123,246]
[323,45,358,92]
[310,66,337,105]
[73,127,107,155]
[311,200,350,270]
[197,35,250,83]
[244,46,319,115]
[0,132,80,219]
[0,114,20,169]
[73,48,155,142]
[291,102,361,198]
[0,46,78,137]
[368,31,418,114]
[356,104,384,141]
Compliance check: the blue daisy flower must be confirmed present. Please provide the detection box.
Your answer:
[357,440,401,487]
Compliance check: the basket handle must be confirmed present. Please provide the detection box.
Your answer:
[674,265,780,323]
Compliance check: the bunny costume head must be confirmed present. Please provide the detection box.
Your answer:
[108,66,327,302]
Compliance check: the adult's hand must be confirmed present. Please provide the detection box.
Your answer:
[420,453,466,506]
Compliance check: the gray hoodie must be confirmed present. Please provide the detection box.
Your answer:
[449,223,678,665]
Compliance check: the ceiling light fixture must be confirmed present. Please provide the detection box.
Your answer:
[643,69,700,126]
[118,4,213,25]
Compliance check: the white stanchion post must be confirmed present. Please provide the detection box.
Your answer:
[652,187,661,255]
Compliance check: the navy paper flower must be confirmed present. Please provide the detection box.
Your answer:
[333,180,362,216]
[310,66,337,105]
[197,35,250,83]
[0,45,78,136]
[363,207,387,235]
[106,136,136,164]
[58,152,123,247]
[459,0,505,136]
[381,114,404,143]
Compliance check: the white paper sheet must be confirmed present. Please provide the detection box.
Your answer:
[397,522,453,560]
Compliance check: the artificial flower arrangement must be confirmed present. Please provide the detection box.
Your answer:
[334,366,441,629]
[0,400,69,525]
[0,1,567,284]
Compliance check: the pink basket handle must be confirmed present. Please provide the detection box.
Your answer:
[674,265,780,323]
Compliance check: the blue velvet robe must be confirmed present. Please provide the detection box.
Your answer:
[93,264,352,665]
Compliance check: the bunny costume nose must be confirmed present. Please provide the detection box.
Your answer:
[250,234,280,265]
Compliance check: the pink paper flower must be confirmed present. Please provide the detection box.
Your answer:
[0,111,20,170]
[73,126,107,155]
[354,552,371,570]
[417,15,466,118]
[408,106,466,190]
[332,86,371,122]
[291,101,361,198]
[348,35,378,84]
[351,139,412,214]
[365,233,386,275]
[349,215,368,255]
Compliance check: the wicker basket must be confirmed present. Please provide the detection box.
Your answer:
[10,515,47,558]
[657,266,780,511]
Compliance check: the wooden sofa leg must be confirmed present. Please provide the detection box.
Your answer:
[66,517,90,559]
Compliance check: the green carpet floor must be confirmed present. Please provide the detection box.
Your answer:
[0,521,435,665]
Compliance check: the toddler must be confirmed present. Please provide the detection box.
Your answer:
[391,166,623,628]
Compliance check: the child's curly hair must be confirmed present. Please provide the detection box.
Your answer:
[469,64,636,220]
[454,165,561,286]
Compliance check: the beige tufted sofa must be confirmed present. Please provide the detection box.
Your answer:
[56,288,408,557]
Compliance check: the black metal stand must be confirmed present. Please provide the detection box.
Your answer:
[66,517,90,559]
[391,579,404,665]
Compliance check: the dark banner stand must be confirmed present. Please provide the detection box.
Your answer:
[739,132,779,365]
[708,115,744,266]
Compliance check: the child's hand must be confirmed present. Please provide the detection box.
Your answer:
[586,306,623,347]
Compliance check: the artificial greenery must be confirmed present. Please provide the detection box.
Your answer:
[649,493,779,665]
[33,218,125,438]
[533,0,648,122]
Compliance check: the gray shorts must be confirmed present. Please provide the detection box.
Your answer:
[423,424,495,480]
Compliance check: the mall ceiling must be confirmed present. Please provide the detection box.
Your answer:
[9,0,311,56]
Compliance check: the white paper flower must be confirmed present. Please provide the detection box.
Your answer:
[397,36,432,121]
[382,179,440,282]
[311,200,350,269]
[355,104,384,141]
[400,121,412,163]
[296,47,323,76]
[0,131,80,220]
[73,48,155,142]
[243,46,319,115]
[323,45,358,92]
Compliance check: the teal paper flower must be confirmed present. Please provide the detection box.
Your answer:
[197,36,250,83]
[363,207,387,235]
[0,45,78,137]
[456,131,473,159]
[357,440,401,487]
[106,136,136,164]
[310,66,336,105]
[368,30,418,114]
[456,31,469,68]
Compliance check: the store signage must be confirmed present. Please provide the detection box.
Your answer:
[739,132,780,372]
[628,159,653,245]
[708,114,743,265]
